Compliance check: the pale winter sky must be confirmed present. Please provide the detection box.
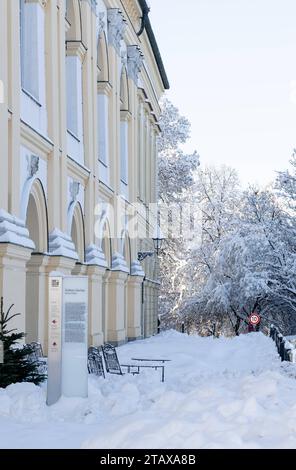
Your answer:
[149,0,296,187]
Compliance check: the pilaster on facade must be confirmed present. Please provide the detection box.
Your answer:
[66,41,87,61]
[87,264,107,346]
[107,269,129,346]
[0,243,33,337]
[26,254,50,349]
[127,275,144,341]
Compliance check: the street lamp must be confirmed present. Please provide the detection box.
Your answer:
[152,227,165,256]
[137,225,165,261]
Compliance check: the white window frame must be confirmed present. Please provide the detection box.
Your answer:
[66,53,84,164]
[20,0,47,134]
[97,93,109,184]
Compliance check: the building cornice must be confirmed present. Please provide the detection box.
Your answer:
[20,121,54,157]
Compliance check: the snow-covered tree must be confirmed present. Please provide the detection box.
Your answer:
[157,99,199,328]
[189,184,296,336]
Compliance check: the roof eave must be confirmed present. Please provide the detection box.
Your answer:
[138,0,170,90]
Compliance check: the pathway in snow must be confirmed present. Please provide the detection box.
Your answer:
[1,331,296,449]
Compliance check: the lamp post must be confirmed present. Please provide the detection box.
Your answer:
[152,231,164,256]
[137,226,165,261]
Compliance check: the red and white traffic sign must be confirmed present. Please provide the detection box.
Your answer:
[249,313,261,325]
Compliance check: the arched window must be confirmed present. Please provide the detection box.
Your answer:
[25,179,48,253]
[101,221,112,268]
[121,231,131,273]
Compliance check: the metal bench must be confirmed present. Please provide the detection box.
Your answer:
[87,347,105,378]
[131,357,171,364]
[101,343,166,382]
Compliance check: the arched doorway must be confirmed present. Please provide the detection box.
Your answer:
[25,179,49,347]
[70,203,85,264]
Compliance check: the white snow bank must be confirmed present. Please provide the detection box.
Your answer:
[0,331,296,449]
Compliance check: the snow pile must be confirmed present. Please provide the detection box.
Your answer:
[1,331,296,449]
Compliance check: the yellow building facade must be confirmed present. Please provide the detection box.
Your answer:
[0,0,169,349]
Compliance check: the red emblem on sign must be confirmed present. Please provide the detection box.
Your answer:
[249,313,261,325]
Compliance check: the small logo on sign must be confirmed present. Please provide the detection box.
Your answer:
[52,279,60,287]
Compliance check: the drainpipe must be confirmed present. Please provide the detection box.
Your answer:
[137,4,150,37]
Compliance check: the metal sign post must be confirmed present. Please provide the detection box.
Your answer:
[47,273,63,406]
[47,275,89,405]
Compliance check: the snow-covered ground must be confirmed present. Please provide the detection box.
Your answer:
[1,331,296,449]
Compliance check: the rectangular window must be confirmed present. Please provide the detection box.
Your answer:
[98,93,109,184]
[66,56,80,138]
[20,0,39,100]
[120,120,128,185]
[66,53,84,163]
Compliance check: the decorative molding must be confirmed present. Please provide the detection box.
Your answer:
[131,259,145,277]
[48,229,78,260]
[120,109,132,121]
[121,50,127,68]
[66,41,87,61]
[26,154,39,179]
[99,12,105,32]
[97,81,112,96]
[69,181,80,204]
[0,209,35,250]
[25,0,49,8]
[111,252,129,273]
[85,244,108,267]
[107,9,126,54]
[127,45,143,84]
[66,156,90,186]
